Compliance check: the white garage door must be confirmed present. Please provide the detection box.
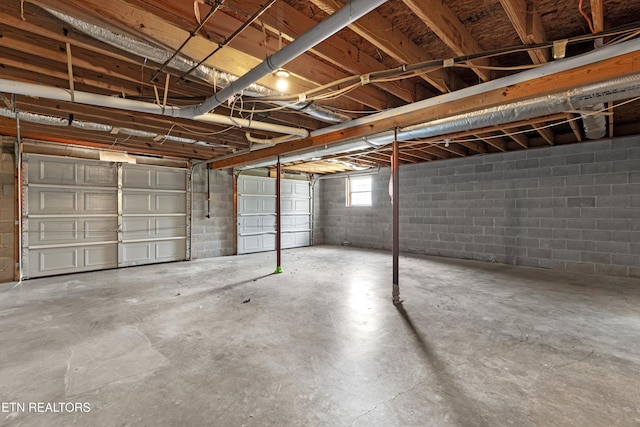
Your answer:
[237,175,311,255]
[22,155,188,278]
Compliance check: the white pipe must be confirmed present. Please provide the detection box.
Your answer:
[42,7,350,124]
[184,0,389,116]
[0,78,309,138]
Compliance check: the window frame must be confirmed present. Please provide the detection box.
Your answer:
[346,175,372,207]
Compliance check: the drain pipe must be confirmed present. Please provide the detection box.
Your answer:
[184,0,388,117]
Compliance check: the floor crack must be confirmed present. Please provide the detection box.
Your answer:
[349,375,432,427]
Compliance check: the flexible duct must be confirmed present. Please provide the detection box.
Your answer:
[43,8,349,123]
[580,104,607,140]
[0,108,68,126]
[0,107,228,148]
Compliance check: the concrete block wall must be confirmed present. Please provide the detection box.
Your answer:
[315,136,640,277]
[0,137,15,282]
[191,166,235,258]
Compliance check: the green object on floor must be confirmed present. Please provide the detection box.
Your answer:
[274,266,283,274]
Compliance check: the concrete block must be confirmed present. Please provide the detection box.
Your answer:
[552,165,581,176]
[566,153,595,165]
[515,159,540,169]
[595,173,629,185]
[596,241,630,254]
[629,267,640,278]
[581,186,611,197]
[581,163,612,175]
[595,264,628,277]
[565,261,596,274]
[553,187,580,197]
[597,219,629,231]
[612,183,640,196]
[611,254,640,267]
[580,252,612,264]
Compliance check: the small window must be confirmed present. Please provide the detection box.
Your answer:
[346,175,372,207]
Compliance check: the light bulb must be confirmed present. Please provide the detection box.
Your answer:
[276,77,289,92]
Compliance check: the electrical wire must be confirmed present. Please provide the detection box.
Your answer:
[578,0,596,34]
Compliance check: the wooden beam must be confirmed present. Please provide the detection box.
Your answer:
[500,127,529,148]
[568,114,584,142]
[218,0,425,103]
[402,0,492,82]
[457,140,487,154]
[65,43,75,102]
[499,0,549,63]
[591,0,605,33]
[212,43,640,168]
[608,101,614,138]
[474,133,508,152]
[308,0,465,93]
[531,123,555,145]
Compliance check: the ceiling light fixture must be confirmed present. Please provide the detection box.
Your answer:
[274,68,290,92]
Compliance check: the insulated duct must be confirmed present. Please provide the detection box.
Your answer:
[238,72,640,169]
[0,107,228,148]
[580,103,607,140]
[43,8,350,123]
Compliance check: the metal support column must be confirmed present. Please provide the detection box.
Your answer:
[275,157,283,274]
[392,129,400,304]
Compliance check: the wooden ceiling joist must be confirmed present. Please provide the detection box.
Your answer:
[308,0,465,93]
[402,0,492,81]
[499,0,550,64]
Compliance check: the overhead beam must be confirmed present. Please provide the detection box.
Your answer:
[474,133,508,152]
[531,123,555,145]
[308,0,465,93]
[211,47,640,169]
[568,114,584,142]
[591,0,605,34]
[499,0,550,63]
[402,0,492,81]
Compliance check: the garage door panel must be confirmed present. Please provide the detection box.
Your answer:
[238,234,276,254]
[24,155,188,278]
[240,197,276,214]
[123,164,186,191]
[120,239,186,266]
[282,232,310,249]
[154,193,186,214]
[238,216,275,234]
[281,215,310,231]
[122,193,151,214]
[30,188,117,215]
[122,216,186,239]
[122,167,152,188]
[28,155,117,187]
[122,192,185,214]
[237,176,310,255]
[29,218,117,245]
[28,244,117,277]
[84,192,117,213]
[34,190,77,213]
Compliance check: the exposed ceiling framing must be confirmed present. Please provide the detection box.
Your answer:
[1,0,640,174]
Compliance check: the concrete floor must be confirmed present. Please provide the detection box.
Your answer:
[1,246,640,426]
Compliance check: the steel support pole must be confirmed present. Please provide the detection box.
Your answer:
[275,157,283,274]
[392,129,400,304]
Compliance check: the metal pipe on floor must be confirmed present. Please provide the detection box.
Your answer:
[275,157,283,274]
[392,128,400,304]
